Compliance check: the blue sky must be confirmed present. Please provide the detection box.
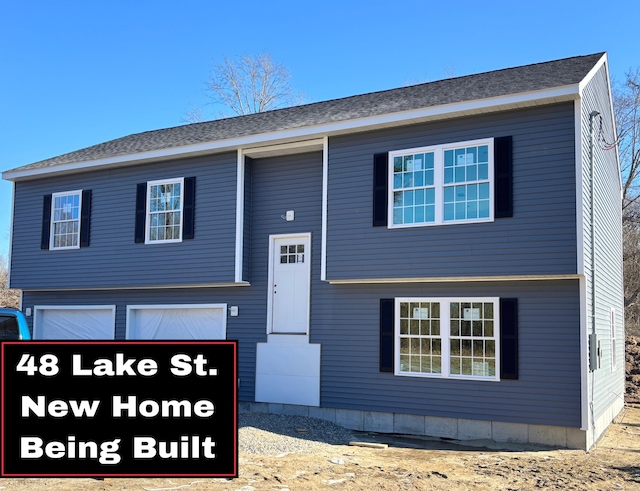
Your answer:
[1,0,639,257]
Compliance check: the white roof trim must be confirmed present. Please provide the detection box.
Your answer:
[578,53,607,94]
[3,84,581,181]
[327,274,581,284]
[18,282,251,291]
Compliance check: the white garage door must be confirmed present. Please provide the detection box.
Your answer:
[126,304,227,340]
[34,306,116,340]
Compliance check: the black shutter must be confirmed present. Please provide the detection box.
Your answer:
[40,194,52,250]
[80,190,92,247]
[135,183,147,243]
[182,177,196,240]
[380,298,395,372]
[494,136,513,218]
[500,298,518,380]
[373,153,388,227]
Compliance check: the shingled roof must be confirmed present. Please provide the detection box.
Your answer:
[3,52,605,178]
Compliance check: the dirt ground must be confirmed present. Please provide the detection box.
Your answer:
[1,337,638,490]
[1,405,638,491]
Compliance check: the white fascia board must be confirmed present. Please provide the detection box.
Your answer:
[326,274,581,284]
[578,53,608,95]
[578,53,622,191]
[3,85,580,182]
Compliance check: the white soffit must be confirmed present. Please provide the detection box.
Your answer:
[242,139,325,158]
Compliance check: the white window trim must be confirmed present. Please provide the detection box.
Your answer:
[394,297,500,381]
[144,177,185,244]
[610,307,617,372]
[125,304,228,340]
[50,190,83,250]
[388,138,494,229]
[33,305,116,339]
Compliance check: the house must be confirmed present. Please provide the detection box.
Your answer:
[2,52,624,449]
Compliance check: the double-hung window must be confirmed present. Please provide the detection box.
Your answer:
[395,297,500,380]
[50,190,82,250]
[389,138,494,228]
[145,178,184,244]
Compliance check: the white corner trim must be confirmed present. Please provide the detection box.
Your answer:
[3,85,580,182]
[579,276,590,431]
[7,182,15,288]
[235,149,245,283]
[321,136,328,282]
[575,100,585,276]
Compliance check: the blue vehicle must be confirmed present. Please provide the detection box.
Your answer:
[0,308,31,340]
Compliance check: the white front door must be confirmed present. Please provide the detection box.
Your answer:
[270,234,311,334]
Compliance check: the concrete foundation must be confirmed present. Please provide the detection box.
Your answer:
[238,401,593,449]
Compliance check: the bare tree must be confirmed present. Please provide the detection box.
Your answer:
[615,69,640,334]
[182,104,206,124]
[0,254,20,309]
[616,68,640,214]
[204,53,303,117]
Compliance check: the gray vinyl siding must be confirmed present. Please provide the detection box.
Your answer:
[311,280,582,427]
[10,105,591,428]
[326,104,578,280]
[10,152,238,289]
[579,65,625,420]
[18,146,582,426]
[20,150,325,403]
[22,287,265,402]
[23,279,583,427]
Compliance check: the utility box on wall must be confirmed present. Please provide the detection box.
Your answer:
[589,332,601,371]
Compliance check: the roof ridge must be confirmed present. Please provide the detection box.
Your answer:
[3,52,606,178]
[144,52,607,136]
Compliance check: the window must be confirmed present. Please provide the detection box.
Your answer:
[0,314,20,340]
[145,178,184,244]
[389,138,494,228]
[50,190,82,249]
[395,297,500,380]
[610,308,617,371]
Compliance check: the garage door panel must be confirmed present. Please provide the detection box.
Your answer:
[127,305,226,340]
[35,307,115,340]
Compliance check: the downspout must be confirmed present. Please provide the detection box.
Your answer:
[589,110,599,439]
